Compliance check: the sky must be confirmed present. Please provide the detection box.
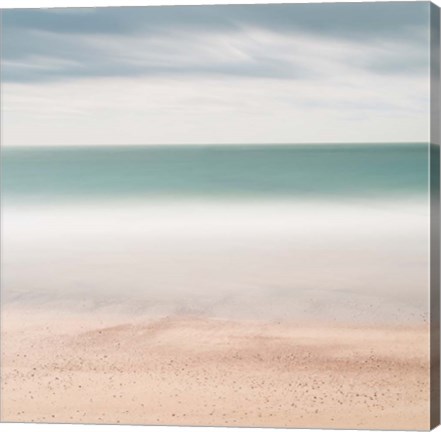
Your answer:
[0,2,432,146]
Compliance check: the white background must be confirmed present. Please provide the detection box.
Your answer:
[0,0,440,431]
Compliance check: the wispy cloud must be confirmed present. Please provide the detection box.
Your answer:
[1,2,431,146]
[2,2,429,83]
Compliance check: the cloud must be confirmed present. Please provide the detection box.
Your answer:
[2,53,429,146]
[1,2,430,83]
[0,2,431,146]
[3,2,429,38]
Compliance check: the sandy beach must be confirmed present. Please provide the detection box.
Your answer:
[0,308,429,430]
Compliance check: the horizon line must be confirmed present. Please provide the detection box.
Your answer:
[0,141,429,149]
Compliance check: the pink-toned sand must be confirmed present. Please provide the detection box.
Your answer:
[1,308,430,430]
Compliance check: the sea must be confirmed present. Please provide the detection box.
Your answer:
[1,143,430,323]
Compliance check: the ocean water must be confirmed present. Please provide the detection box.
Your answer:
[1,143,430,323]
[2,143,428,203]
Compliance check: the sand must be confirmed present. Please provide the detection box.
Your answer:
[0,308,430,430]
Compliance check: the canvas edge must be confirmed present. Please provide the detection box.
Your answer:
[0,6,5,425]
[430,1,441,430]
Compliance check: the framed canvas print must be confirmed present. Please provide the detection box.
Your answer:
[0,1,440,430]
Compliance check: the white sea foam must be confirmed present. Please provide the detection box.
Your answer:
[1,198,429,323]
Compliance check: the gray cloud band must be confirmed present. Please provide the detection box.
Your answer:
[2,2,430,83]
